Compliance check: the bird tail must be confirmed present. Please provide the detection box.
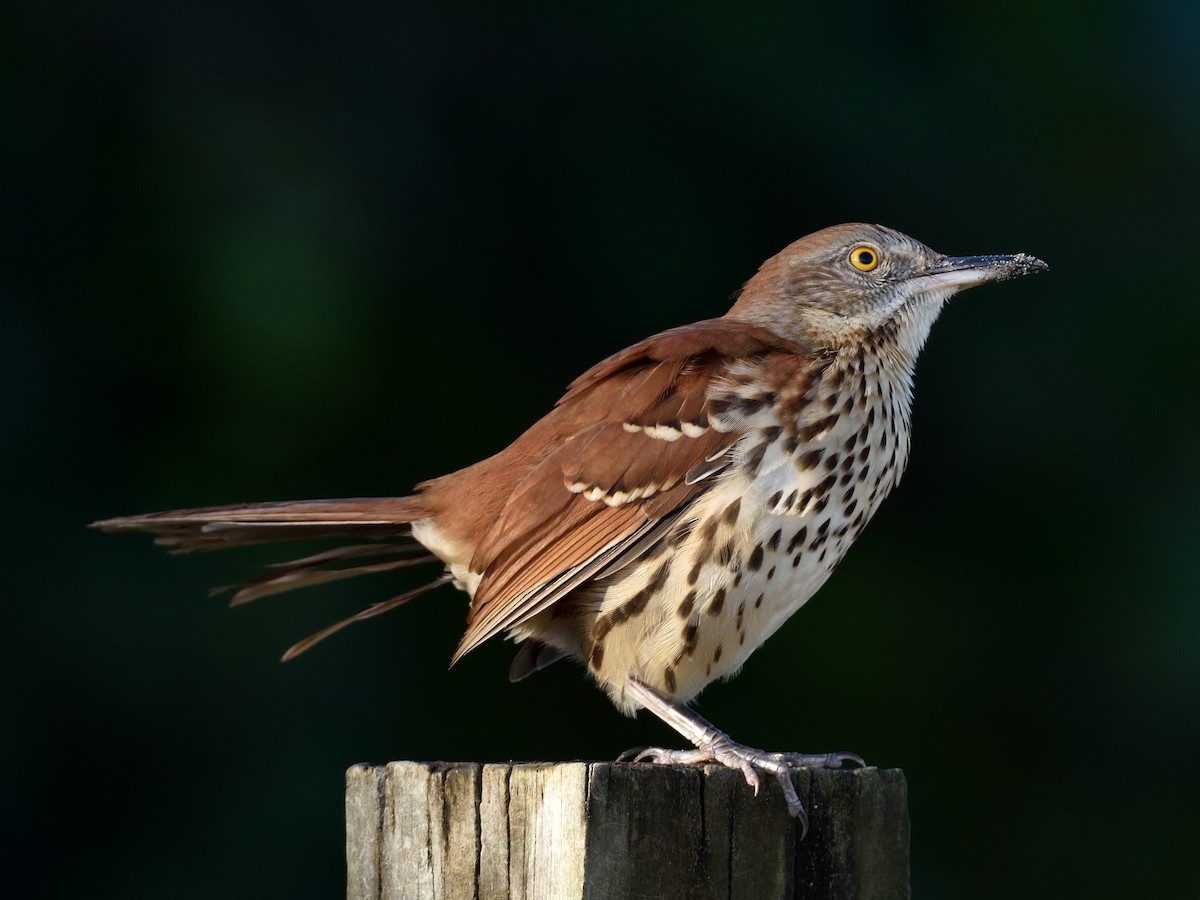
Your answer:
[91,497,450,659]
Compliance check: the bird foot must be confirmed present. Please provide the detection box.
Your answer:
[619,679,863,832]
[619,738,863,831]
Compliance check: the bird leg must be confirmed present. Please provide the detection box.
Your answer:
[619,679,864,831]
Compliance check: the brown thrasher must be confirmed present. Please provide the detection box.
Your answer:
[94,223,1046,828]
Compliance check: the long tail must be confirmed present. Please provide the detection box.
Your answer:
[91,497,449,658]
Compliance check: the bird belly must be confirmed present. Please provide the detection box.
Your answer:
[584,430,896,711]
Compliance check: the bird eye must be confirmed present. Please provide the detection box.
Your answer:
[849,246,880,272]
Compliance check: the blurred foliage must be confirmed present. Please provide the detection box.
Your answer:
[3,1,1198,898]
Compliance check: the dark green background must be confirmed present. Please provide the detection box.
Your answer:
[6,1,1198,897]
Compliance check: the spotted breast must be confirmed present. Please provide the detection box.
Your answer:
[510,315,926,714]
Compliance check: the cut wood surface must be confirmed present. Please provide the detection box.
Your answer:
[346,761,909,900]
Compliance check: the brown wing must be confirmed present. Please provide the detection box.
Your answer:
[448,318,812,662]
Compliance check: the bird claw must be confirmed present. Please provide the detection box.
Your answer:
[619,679,864,833]
[618,738,862,834]
[770,750,865,770]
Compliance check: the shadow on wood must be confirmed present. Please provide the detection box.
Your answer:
[346,761,908,900]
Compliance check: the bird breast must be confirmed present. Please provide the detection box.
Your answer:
[583,345,918,711]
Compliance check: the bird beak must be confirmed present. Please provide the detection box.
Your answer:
[920,253,1049,292]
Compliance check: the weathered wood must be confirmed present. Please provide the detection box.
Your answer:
[346,761,909,900]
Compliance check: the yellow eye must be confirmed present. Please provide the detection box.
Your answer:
[849,246,880,272]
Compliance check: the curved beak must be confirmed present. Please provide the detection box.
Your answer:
[921,252,1049,292]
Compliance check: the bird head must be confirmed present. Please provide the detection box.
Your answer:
[729,223,1048,354]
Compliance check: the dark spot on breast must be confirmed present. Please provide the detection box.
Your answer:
[785,489,800,509]
[799,414,840,442]
[787,527,808,552]
[844,499,858,517]
[815,474,837,497]
[767,489,784,509]
[755,593,764,608]
[817,519,831,537]
[839,471,853,486]
[767,528,782,551]
[713,644,723,663]
[867,407,876,426]
[843,432,859,452]
[823,452,841,471]
[767,565,776,580]
[793,552,804,567]
[683,620,699,655]
[687,560,703,586]
[738,393,771,416]
[709,587,727,616]
[858,445,870,463]
[744,440,769,475]
[798,448,825,470]
[607,584,655,628]
[722,497,742,526]
[664,666,677,693]
[813,495,830,514]
[747,544,764,571]
[677,590,697,618]
[842,395,855,415]
[716,540,736,567]
[646,559,671,594]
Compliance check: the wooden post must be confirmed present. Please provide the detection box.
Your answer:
[346,761,909,900]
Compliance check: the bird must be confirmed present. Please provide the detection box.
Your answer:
[93,223,1047,829]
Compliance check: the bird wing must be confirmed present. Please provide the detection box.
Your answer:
[451,318,813,662]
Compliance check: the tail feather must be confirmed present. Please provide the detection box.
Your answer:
[280,574,454,661]
[93,496,450,658]
[220,547,437,606]
[91,497,429,551]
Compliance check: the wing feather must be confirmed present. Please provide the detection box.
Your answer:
[449,318,811,661]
